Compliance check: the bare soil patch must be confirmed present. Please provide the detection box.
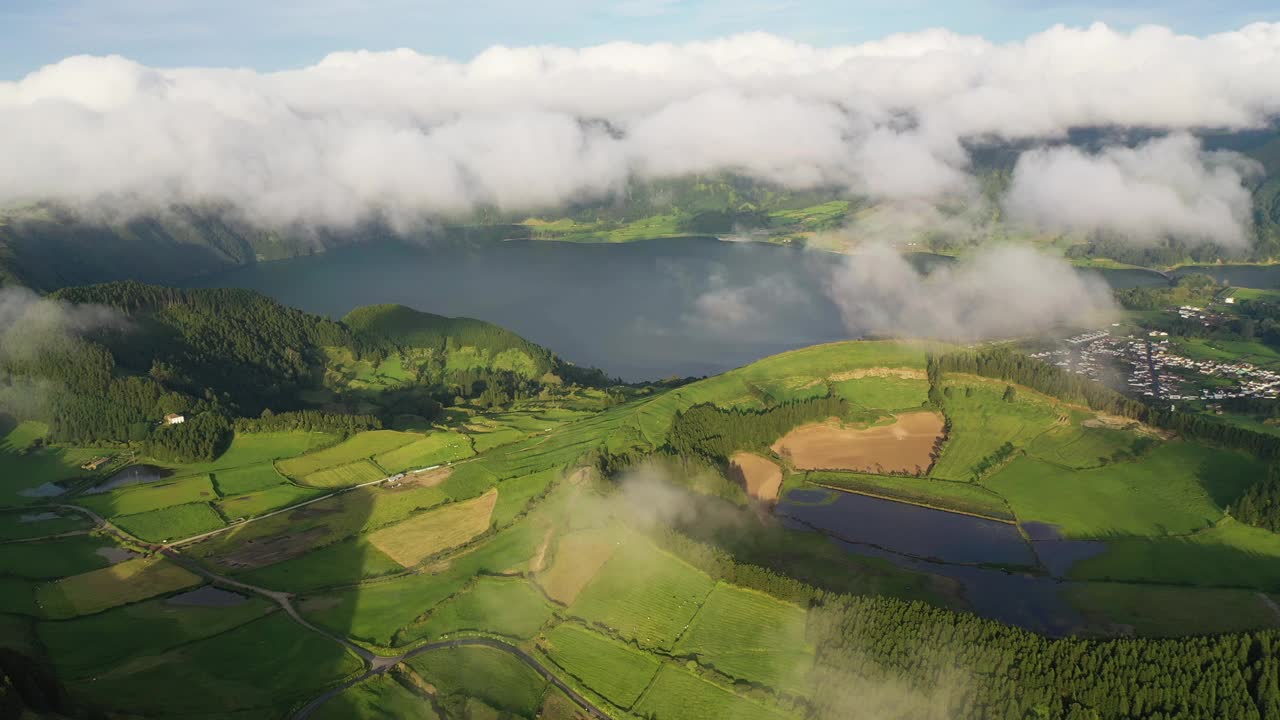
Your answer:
[728,452,783,502]
[214,526,332,569]
[827,367,926,382]
[772,411,944,474]
[385,466,452,491]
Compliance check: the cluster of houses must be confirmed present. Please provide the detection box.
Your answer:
[1031,329,1280,402]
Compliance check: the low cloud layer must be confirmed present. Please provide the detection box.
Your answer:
[1,23,1278,241]
[1005,133,1262,247]
[824,244,1116,341]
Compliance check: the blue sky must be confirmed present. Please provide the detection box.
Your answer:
[1,0,1277,79]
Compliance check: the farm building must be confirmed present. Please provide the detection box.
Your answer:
[163,413,186,425]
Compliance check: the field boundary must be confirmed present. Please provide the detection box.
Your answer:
[811,482,1016,525]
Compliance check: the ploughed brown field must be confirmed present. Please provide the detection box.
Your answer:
[771,411,944,474]
[729,452,783,501]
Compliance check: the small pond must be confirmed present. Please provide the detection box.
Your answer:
[88,465,174,494]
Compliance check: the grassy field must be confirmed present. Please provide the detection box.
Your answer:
[215,483,324,518]
[538,528,618,605]
[77,473,218,517]
[633,665,791,720]
[72,612,364,717]
[38,593,274,679]
[398,576,553,643]
[1071,520,1280,590]
[373,431,474,473]
[807,471,1013,520]
[831,376,930,411]
[367,489,497,567]
[492,468,557,526]
[313,673,435,720]
[1026,424,1148,469]
[211,462,289,494]
[0,509,94,540]
[405,645,547,719]
[986,443,1262,538]
[543,621,662,710]
[300,459,387,488]
[164,430,340,474]
[931,379,1063,481]
[0,576,37,615]
[673,584,813,693]
[112,502,226,542]
[36,557,202,618]
[570,538,715,650]
[301,520,544,646]
[0,534,118,579]
[234,536,404,592]
[1066,583,1280,636]
[277,430,419,478]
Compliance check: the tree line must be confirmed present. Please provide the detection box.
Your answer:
[233,409,382,435]
[665,396,849,461]
[1236,465,1280,533]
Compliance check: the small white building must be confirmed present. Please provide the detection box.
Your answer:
[163,413,186,425]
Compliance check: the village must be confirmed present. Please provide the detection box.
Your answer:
[1029,325,1280,404]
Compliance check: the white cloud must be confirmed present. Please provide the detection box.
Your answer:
[0,23,1276,235]
[1004,133,1262,247]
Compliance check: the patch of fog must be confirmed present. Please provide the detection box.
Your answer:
[18,483,65,498]
[95,546,139,564]
[165,586,250,607]
[87,464,173,494]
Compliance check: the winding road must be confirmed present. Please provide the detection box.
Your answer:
[34,502,612,720]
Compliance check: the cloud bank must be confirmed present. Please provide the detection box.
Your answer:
[1,23,1278,241]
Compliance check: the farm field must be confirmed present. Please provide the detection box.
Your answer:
[0,534,119,578]
[930,380,1063,480]
[831,375,930,411]
[538,528,618,605]
[729,452,783,501]
[277,430,419,478]
[373,430,474,473]
[633,665,791,720]
[398,576,553,643]
[233,536,403,592]
[298,458,387,488]
[1065,583,1280,636]
[1071,520,1280,589]
[215,483,324,518]
[405,645,547,718]
[211,462,290,494]
[673,584,813,692]
[36,557,202,618]
[771,411,944,474]
[985,443,1262,538]
[111,502,226,542]
[569,537,715,650]
[37,592,274,679]
[492,468,558,526]
[1026,424,1149,469]
[807,471,1013,520]
[0,508,94,540]
[313,674,435,720]
[77,473,218,516]
[166,430,341,474]
[367,488,497,567]
[543,621,662,710]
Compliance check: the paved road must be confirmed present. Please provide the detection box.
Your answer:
[292,636,612,720]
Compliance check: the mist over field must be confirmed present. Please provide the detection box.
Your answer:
[1,23,1277,247]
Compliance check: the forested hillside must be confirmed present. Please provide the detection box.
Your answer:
[0,282,595,461]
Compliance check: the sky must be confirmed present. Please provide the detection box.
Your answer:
[2,0,1278,79]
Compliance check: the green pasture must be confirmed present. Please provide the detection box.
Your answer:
[0,534,118,579]
[215,483,323,519]
[373,430,474,473]
[406,644,547,719]
[398,576,553,643]
[493,468,558,526]
[165,430,340,474]
[277,430,418,478]
[38,592,273,679]
[77,473,218,517]
[211,462,289,495]
[301,459,386,488]
[0,577,37,615]
[234,536,403,593]
[313,674,435,720]
[673,584,813,693]
[1026,424,1149,469]
[1071,520,1280,590]
[570,537,715,650]
[112,502,225,542]
[831,376,930,411]
[1066,583,1280,637]
[36,557,201,618]
[71,612,363,717]
[633,665,791,720]
[986,442,1262,538]
[0,509,93,541]
[806,472,1013,520]
[931,379,1063,481]
[543,621,662,710]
